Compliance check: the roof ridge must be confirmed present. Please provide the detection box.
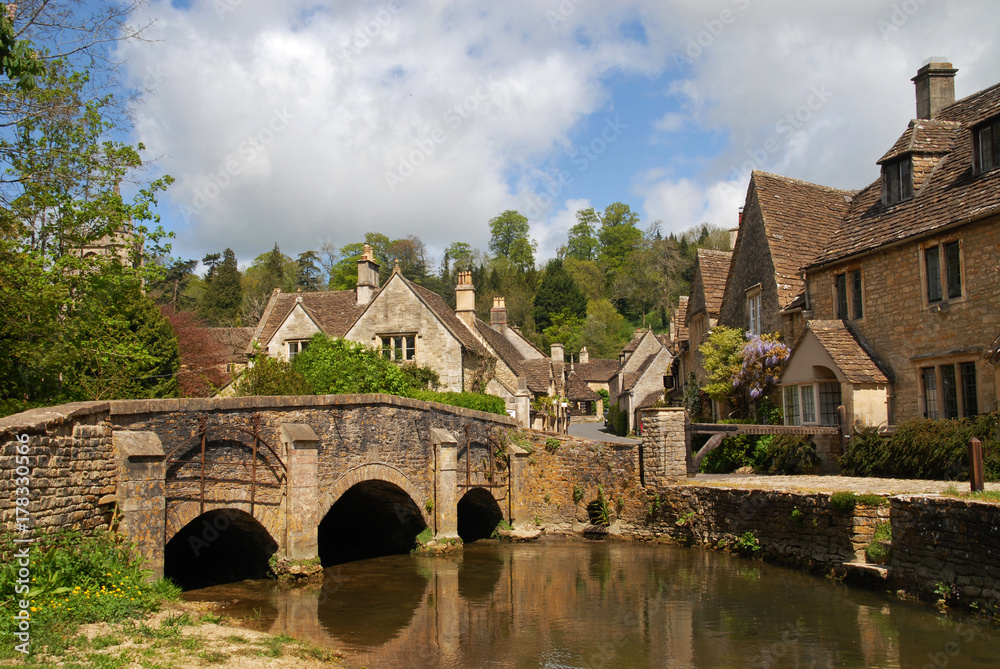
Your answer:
[752,170,858,197]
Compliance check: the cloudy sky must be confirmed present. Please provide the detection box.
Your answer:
[117,0,1000,267]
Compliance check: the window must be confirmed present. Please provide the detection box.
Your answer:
[923,241,962,304]
[783,386,800,425]
[975,117,1000,173]
[800,384,816,424]
[287,340,309,359]
[784,383,842,426]
[746,289,762,335]
[819,382,842,425]
[922,362,978,419]
[834,269,864,320]
[379,334,416,361]
[883,158,913,205]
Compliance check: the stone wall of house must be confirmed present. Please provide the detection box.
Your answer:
[0,403,117,538]
[347,278,467,392]
[510,431,645,531]
[806,215,1000,421]
[268,302,323,359]
[717,184,786,338]
[890,495,1000,608]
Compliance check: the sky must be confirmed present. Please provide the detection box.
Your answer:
[114,0,1000,269]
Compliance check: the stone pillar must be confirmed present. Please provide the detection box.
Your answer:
[113,431,166,579]
[638,408,688,489]
[430,428,459,539]
[515,384,532,429]
[507,444,530,528]
[280,423,320,560]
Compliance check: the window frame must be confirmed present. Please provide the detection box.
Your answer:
[919,360,979,419]
[920,238,963,308]
[287,339,310,360]
[783,382,842,426]
[974,117,1000,174]
[746,285,762,336]
[379,333,417,361]
[832,267,864,321]
[882,157,914,206]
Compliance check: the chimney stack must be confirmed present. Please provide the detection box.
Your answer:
[356,244,381,306]
[579,346,589,364]
[490,296,507,329]
[912,59,957,120]
[455,270,476,329]
[550,342,564,363]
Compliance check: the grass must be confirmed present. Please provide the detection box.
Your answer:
[941,484,1000,503]
[865,521,892,564]
[830,491,889,513]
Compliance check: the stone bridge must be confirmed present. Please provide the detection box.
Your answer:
[1,399,690,588]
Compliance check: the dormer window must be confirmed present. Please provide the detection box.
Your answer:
[974,117,1000,173]
[882,157,913,205]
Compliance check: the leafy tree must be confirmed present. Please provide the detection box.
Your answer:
[563,257,607,303]
[699,326,746,411]
[198,248,242,326]
[533,258,586,331]
[233,352,310,396]
[488,210,536,272]
[329,241,365,289]
[441,241,474,275]
[262,243,286,291]
[387,234,429,281]
[161,307,231,398]
[597,202,643,275]
[542,311,584,358]
[578,299,633,358]
[0,4,44,91]
[565,207,599,261]
[150,258,198,311]
[292,335,414,395]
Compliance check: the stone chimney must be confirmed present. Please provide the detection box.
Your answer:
[550,342,564,363]
[356,244,380,306]
[490,296,507,330]
[455,270,476,329]
[579,346,589,364]
[912,59,957,120]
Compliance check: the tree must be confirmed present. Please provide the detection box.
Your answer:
[565,207,599,261]
[543,311,584,358]
[198,248,242,326]
[441,241,474,276]
[699,326,746,412]
[597,202,643,275]
[262,243,286,292]
[578,299,633,358]
[488,210,536,272]
[292,335,414,396]
[0,4,44,90]
[161,307,231,398]
[295,250,322,292]
[532,258,587,331]
[150,258,198,311]
[563,257,607,303]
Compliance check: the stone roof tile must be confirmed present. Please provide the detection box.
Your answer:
[575,358,619,382]
[697,248,732,315]
[805,320,892,385]
[565,371,599,401]
[877,119,962,164]
[256,290,366,349]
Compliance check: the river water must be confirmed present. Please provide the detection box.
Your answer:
[183,540,1000,668]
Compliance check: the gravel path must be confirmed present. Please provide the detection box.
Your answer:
[689,473,1000,495]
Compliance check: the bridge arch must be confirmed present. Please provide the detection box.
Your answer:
[318,464,430,566]
[164,507,278,589]
[457,487,504,543]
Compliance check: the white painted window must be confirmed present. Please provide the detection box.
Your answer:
[746,289,762,335]
[380,334,416,361]
[287,340,309,359]
[784,382,842,426]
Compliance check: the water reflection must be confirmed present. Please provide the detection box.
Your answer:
[184,540,1000,669]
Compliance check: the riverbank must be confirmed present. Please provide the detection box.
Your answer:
[0,600,345,669]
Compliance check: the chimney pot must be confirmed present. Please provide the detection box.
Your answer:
[579,346,589,364]
[490,296,508,328]
[912,59,957,119]
[550,342,564,363]
[455,270,476,328]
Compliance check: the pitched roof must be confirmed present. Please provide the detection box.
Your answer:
[673,296,689,342]
[697,248,732,315]
[475,320,526,376]
[623,353,657,392]
[521,358,554,394]
[406,279,489,357]
[802,320,892,385]
[809,82,1000,268]
[575,358,619,383]
[877,118,962,164]
[750,171,856,307]
[565,371,599,401]
[622,329,646,353]
[205,327,253,364]
[252,290,367,351]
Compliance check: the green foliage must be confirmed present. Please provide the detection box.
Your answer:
[293,335,412,395]
[565,207,600,261]
[753,434,818,475]
[699,326,746,406]
[588,485,613,526]
[733,530,762,558]
[683,372,707,419]
[941,485,1000,503]
[489,209,536,272]
[572,485,585,505]
[409,390,506,415]
[0,528,178,652]
[399,362,440,391]
[597,202,643,273]
[865,522,892,564]
[233,353,311,396]
[542,310,585,357]
[830,492,858,513]
[544,437,561,453]
[534,258,587,332]
[840,412,999,481]
[491,519,513,539]
[424,498,434,514]
[0,6,45,90]
[414,527,433,546]
[606,401,628,437]
[579,298,633,358]
[198,248,242,326]
[675,511,696,527]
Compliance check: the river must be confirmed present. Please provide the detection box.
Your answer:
[183,540,1000,668]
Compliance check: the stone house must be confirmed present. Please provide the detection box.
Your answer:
[609,329,675,434]
[782,61,1000,426]
[717,171,855,344]
[245,246,577,430]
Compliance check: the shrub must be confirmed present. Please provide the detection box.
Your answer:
[409,390,506,415]
[607,402,628,436]
[233,354,311,396]
[830,491,858,513]
[754,434,818,475]
[544,437,561,453]
[572,485,584,505]
[293,335,412,395]
[734,530,762,558]
[865,521,892,564]
[587,485,613,526]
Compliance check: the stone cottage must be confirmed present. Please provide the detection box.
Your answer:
[609,329,675,434]
[782,61,1000,426]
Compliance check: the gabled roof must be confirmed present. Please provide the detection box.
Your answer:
[565,371,599,401]
[674,296,689,342]
[205,327,253,364]
[749,171,856,307]
[622,329,646,353]
[799,320,892,385]
[521,358,555,394]
[809,81,1000,268]
[251,290,366,352]
[696,248,732,316]
[475,320,527,376]
[405,278,489,357]
[877,118,962,164]
[574,358,619,383]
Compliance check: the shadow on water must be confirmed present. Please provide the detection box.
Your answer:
[318,555,430,648]
[457,546,504,601]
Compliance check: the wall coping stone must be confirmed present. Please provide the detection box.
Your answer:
[0,401,109,436]
[429,427,458,445]
[280,423,320,445]
[103,393,517,425]
[113,431,165,459]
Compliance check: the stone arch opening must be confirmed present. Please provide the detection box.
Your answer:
[164,509,277,590]
[457,487,504,543]
[318,480,426,567]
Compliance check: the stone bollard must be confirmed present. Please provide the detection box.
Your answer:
[968,438,984,493]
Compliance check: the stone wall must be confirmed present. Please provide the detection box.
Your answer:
[638,408,688,486]
[805,215,1000,420]
[0,403,117,538]
[890,495,1000,608]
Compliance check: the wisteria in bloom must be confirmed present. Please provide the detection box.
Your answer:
[732,332,791,400]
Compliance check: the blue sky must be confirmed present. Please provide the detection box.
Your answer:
[110,0,1000,268]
